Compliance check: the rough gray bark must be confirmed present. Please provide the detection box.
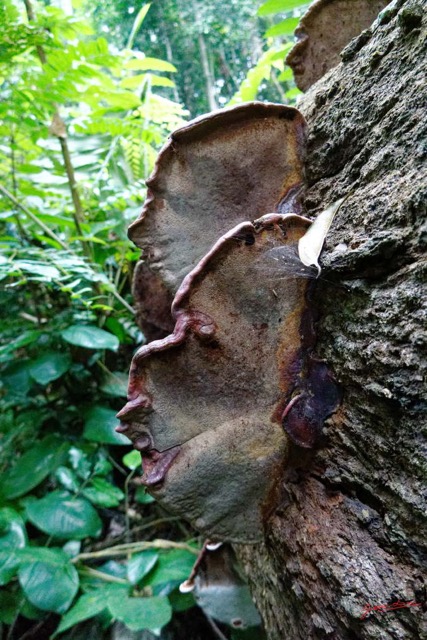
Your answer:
[236,1,427,638]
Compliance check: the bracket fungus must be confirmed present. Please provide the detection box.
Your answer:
[286,0,389,91]
[180,544,262,630]
[128,102,306,339]
[119,103,341,543]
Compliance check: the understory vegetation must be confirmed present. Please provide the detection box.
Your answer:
[0,0,308,637]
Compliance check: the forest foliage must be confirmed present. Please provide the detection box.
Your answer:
[0,0,308,637]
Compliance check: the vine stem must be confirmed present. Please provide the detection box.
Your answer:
[72,539,199,562]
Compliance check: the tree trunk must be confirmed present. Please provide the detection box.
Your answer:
[197,32,217,111]
[236,1,427,638]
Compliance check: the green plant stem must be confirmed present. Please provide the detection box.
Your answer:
[124,468,137,544]
[23,0,92,261]
[78,566,129,584]
[73,539,199,563]
[0,183,68,249]
[108,288,136,315]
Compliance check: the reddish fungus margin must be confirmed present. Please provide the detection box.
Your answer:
[286,0,388,91]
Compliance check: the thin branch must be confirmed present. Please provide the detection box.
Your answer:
[73,539,199,563]
[78,566,129,584]
[124,468,137,544]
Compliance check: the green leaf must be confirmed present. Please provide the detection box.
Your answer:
[258,0,308,16]
[149,75,175,88]
[127,3,151,49]
[0,508,27,550]
[125,57,177,73]
[26,490,102,539]
[0,551,20,585]
[28,352,71,385]
[168,588,195,613]
[15,260,61,279]
[55,466,80,493]
[0,330,41,361]
[18,550,79,614]
[1,360,33,397]
[0,589,20,624]
[277,67,293,82]
[264,17,300,37]
[84,406,131,445]
[61,324,119,351]
[100,370,128,397]
[122,450,141,470]
[0,436,69,500]
[55,591,108,634]
[82,478,125,507]
[127,551,158,585]
[108,594,172,632]
[135,486,155,504]
[144,549,196,588]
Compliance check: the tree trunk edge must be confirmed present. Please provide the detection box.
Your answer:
[236,1,427,639]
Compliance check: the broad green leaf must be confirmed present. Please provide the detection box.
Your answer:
[0,436,69,500]
[258,0,308,16]
[122,450,141,470]
[144,549,196,588]
[55,591,108,634]
[17,547,69,564]
[135,486,155,504]
[0,551,20,585]
[98,560,127,580]
[84,406,131,445]
[264,17,300,37]
[55,466,80,492]
[100,370,128,397]
[61,324,119,351]
[28,352,71,385]
[26,490,102,539]
[0,330,41,360]
[149,75,175,88]
[0,508,27,550]
[168,588,195,613]
[82,477,125,507]
[14,260,61,279]
[1,360,33,397]
[108,594,172,632]
[18,553,79,614]
[125,58,177,73]
[278,67,293,82]
[120,74,148,90]
[127,551,158,585]
[21,597,45,621]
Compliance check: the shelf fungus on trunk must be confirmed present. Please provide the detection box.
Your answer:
[128,102,306,340]
[118,214,340,542]
[285,0,388,92]
[118,103,342,543]
[181,543,262,630]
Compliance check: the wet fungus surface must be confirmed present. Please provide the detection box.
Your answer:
[119,103,341,543]
[128,102,306,339]
[286,0,389,91]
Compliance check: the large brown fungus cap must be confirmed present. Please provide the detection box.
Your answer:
[121,102,341,542]
[286,0,389,92]
[119,214,311,542]
[129,102,306,338]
